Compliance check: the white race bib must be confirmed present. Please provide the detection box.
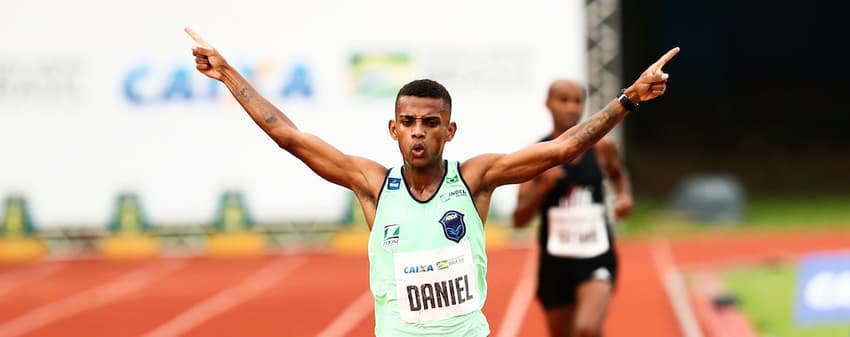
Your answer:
[546,204,609,258]
[393,240,479,323]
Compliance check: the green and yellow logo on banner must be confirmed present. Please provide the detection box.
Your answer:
[349,52,412,98]
[339,193,367,227]
[100,192,159,259]
[207,191,266,257]
[212,191,255,233]
[0,195,45,262]
[109,193,150,235]
[2,195,35,238]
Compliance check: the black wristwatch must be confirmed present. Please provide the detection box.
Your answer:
[617,89,639,111]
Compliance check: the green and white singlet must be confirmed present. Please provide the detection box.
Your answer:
[367,160,490,337]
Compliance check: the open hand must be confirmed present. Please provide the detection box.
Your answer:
[185,27,229,81]
[627,47,680,103]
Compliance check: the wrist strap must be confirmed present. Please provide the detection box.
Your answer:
[617,89,639,111]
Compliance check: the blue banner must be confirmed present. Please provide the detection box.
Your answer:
[793,252,850,326]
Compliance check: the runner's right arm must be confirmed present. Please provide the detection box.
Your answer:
[184,28,386,205]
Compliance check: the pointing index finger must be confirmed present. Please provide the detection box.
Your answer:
[653,47,680,70]
[184,27,211,48]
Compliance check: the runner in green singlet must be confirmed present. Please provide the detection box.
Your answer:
[185,27,678,337]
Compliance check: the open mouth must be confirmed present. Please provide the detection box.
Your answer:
[411,144,425,158]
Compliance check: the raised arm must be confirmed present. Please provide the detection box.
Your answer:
[467,47,680,193]
[185,28,386,200]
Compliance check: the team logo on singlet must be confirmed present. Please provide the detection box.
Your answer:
[387,177,401,190]
[445,174,459,184]
[439,210,466,243]
[383,224,400,248]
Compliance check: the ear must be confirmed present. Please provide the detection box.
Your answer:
[389,119,398,140]
[446,121,457,142]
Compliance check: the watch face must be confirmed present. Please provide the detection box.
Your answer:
[618,94,637,110]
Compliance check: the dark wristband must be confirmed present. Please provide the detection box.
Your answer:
[617,89,639,111]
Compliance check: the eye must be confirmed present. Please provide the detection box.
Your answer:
[401,118,413,126]
[426,119,440,127]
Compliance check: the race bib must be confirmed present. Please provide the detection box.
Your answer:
[393,240,479,323]
[546,204,609,258]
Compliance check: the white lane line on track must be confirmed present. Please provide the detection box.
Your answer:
[315,290,374,337]
[0,262,185,337]
[0,264,66,298]
[496,247,538,337]
[650,239,704,337]
[141,257,306,337]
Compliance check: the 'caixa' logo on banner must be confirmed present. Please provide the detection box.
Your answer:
[793,252,850,326]
[122,61,314,105]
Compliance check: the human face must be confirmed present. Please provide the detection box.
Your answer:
[389,96,456,171]
[546,81,585,132]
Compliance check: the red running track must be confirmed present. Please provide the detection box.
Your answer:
[0,228,847,337]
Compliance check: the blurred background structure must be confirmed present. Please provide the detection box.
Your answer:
[0,1,848,336]
[622,1,850,196]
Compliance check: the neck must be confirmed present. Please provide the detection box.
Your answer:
[403,160,446,197]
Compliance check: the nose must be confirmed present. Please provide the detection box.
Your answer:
[411,120,426,139]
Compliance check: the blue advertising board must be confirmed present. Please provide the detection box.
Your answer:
[793,252,850,326]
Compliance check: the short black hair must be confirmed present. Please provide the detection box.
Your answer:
[395,79,452,111]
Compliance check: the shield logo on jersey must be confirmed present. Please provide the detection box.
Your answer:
[439,210,466,243]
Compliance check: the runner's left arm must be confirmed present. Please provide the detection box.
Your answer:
[466,47,679,193]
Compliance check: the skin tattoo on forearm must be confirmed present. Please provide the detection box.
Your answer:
[238,86,279,124]
[569,103,619,149]
[238,87,251,103]
[263,108,278,124]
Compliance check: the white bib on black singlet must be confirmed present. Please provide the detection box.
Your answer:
[546,187,609,258]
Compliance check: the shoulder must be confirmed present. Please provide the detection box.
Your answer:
[354,156,391,178]
[458,154,503,193]
[459,154,502,176]
[350,156,391,198]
